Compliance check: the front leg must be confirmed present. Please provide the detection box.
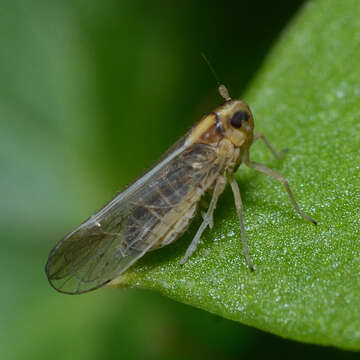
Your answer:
[227,173,254,271]
[253,132,288,160]
[245,159,317,225]
[180,175,227,265]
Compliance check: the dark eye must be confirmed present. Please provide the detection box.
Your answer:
[230,110,250,128]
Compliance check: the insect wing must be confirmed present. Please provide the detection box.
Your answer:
[46,140,220,294]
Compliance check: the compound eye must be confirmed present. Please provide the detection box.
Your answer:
[230,110,250,128]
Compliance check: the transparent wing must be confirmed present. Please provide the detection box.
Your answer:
[45,141,222,294]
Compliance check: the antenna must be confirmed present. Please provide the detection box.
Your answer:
[201,52,231,101]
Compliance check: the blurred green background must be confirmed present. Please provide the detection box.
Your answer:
[1,0,358,359]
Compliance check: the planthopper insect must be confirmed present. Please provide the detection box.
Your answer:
[46,74,317,295]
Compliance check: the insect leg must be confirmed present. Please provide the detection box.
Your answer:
[198,198,210,226]
[180,176,227,265]
[253,132,288,160]
[228,174,254,271]
[245,160,317,225]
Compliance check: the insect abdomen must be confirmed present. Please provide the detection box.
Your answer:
[126,145,220,252]
[150,198,198,250]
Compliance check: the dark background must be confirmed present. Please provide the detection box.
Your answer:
[1,0,358,359]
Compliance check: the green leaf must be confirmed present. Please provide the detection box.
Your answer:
[111,0,360,350]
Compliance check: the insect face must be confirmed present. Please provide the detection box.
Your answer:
[215,100,254,149]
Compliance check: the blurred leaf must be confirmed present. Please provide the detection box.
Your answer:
[113,0,360,350]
